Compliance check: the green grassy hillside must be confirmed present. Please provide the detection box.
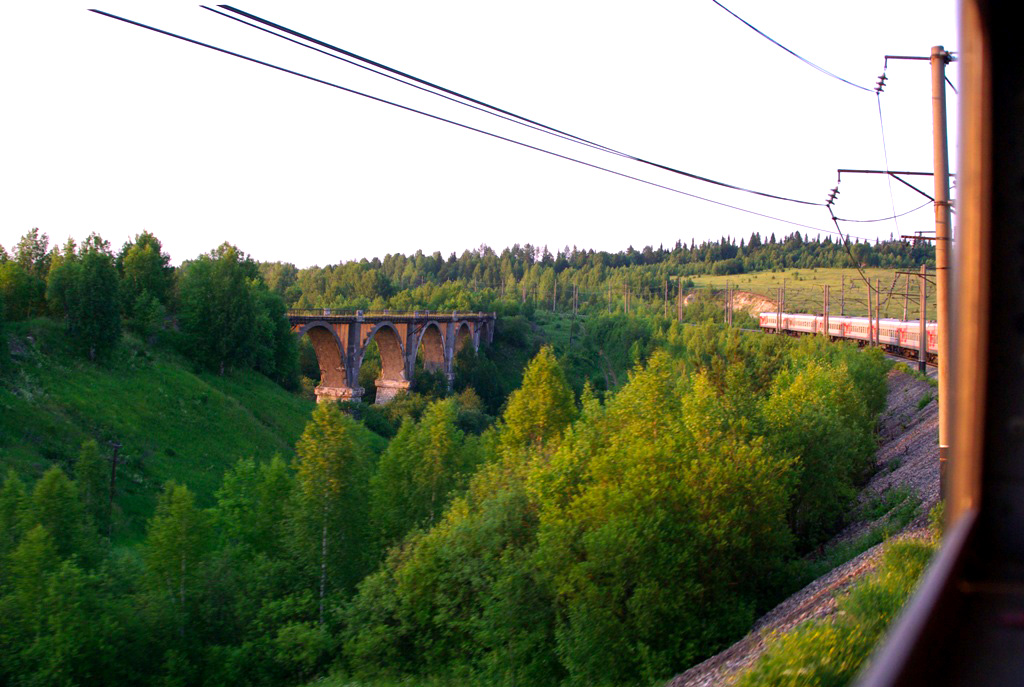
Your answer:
[690,267,936,320]
[0,318,315,542]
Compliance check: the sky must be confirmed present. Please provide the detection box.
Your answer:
[1,1,959,268]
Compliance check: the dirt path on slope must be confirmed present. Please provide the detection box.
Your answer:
[667,367,939,687]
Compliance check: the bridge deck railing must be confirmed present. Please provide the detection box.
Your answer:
[287,309,495,319]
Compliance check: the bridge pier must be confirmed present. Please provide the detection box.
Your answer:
[314,385,364,404]
[374,379,412,404]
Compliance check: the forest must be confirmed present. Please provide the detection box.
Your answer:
[0,227,902,686]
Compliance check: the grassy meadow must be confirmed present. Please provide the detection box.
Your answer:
[689,267,936,320]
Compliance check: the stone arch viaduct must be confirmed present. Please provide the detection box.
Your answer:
[288,310,496,403]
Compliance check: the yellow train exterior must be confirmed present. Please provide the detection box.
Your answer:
[758,312,938,363]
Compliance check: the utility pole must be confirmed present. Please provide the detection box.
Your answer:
[776,286,782,334]
[663,279,668,318]
[868,280,875,344]
[823,284,830,337]
[729,284,733,326]
[883,47,954,493]
[903,273,910,320]
[724,281,730,326]
[677,278,683,322]
[781,279,786,321]
[931,45,954,490]
[919,264,928,372]
[875,279,881,346]
[841,274,846,316]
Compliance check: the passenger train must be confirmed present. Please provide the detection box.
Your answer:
[758,312,938,364]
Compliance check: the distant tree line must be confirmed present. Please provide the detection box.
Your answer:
[1,226,931,385]
[258,232,933,315]
[0,229,296,386]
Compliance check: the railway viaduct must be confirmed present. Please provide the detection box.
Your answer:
[288,310,496,404]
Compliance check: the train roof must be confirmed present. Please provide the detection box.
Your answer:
[759,312,937,325]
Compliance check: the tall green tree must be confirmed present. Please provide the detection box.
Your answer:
[370,398,474,546]
[13,228,50,279]
[177,243,258,374]
[177,243,298,385]
[0,292,9,371]
[118,231,174,309]
[44,237,78,317]
[144,483,209,621]
[1,228,50,318]
[118,231,173,337]
[293,403,374,623]
[29,466,96,561]
[49,235,122,360]
[75,439,111,536]
[0,261,43,320]
[0,470,28,563]
[500,345,576,452]
[250,283,300,388]
[28,561,123,686]
[214,455,293,557]
[0,524,60,677]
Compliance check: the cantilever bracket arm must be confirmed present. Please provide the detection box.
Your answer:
[836,168,947,203]
[889,173,935,202]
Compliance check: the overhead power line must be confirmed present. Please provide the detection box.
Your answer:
[212,4,825,207]
[91,9,866,240]
[199,6,623,161]
[835,200,932,224]
[709,0,874,92]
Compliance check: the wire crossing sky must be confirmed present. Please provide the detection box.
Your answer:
[207,4,827,206]
[709,0,876,92]
[0,1,957,267]
[89,8,870,243]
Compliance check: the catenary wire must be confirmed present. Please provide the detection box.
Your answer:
[709,0,874,92]
[199,6,631,164]
[90,9,867,241]
[213,4,825,207]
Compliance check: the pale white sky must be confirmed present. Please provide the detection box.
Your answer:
[1,1,958,267]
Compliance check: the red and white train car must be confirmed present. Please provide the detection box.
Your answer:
[758,312,938,362]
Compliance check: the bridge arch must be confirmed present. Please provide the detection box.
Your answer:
[413,321,446,372]
[453,321,476,357]
[360,322,407,383]
[295,321,348,399]
[478,319,493,345]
